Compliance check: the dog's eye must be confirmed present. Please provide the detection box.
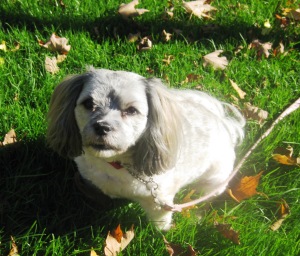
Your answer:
[124,106,138,116]
[82,98,94,110]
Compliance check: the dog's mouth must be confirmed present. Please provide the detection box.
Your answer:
[90,143,113,151]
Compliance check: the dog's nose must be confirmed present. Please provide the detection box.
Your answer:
[93,122,112,136]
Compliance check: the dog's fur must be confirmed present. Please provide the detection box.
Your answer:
[47,68,245,230]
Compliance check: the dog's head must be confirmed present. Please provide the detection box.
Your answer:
[47,68,182,175]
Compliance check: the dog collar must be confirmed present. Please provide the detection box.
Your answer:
[108,161,123,169]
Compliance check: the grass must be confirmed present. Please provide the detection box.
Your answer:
[0,0,300,255]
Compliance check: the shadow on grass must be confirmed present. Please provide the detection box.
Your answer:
[0,139,140,237]
[0,5,290,47]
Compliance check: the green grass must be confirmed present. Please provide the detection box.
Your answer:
[0,0,300,255]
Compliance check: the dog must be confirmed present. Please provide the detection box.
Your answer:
[47,68,245,230]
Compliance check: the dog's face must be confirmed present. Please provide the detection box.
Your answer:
[75,72,149,159]
[47,68,182,175]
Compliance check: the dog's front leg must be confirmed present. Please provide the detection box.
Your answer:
[139,198,174,231]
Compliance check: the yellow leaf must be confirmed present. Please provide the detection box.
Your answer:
[270,199,290,231]
[229,79,246,99]
[0,40,7,52]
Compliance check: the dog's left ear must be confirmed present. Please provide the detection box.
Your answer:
[47,73,90,158]
[133,78,183,176]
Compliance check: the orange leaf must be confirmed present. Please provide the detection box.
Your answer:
[111,224,123,243]
[227,171,264,202]
[272,146,300,166]
[104,225,134,256]
[215,222,240,245]
[181,189,198,217]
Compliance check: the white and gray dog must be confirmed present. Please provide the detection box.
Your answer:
[47,68,245,230]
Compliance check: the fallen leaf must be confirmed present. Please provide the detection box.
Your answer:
[0,40,7,52]
[270,199,290,231]
[261,19,272,35]
[203,50,228,70]
[215,222,240,245]
[249,39,272,59]
[0,57,4,66]
[163,236,197,256]
[227,171,264,203]
[137,36,152,51]
[45,56,60,74]
[0,129,17,146]
[118,0,149,20]
[162,29,172,42]
[229,79,246,99]
[273,42,285,56]
[272,146,300,166]
[104,225,134,256]
[56,54,67,63]
[183,0,217,19]
[8,236,20,256]
[90,249,99,256]
[242,102,268,125]
[39,33,71,54]
[286,8,300,21]
[162,55,174,65]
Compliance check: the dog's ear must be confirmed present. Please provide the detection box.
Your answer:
[47,73,89,158]
[133,78,183,176]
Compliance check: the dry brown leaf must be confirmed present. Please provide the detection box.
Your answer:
[137,36,152,51]
[183,0,217,19]
[163,236,197,256]
[242,102,268,125]
[229,79,246,99]
[249,39,272,59]
[227,171,264,203]
[38,33,71,54]
[215,222,240,245]
[162,29,172,42]
[0,129,17,146]
[104,225,134,256]
[203,50,228,70]
[272,146,300,166]
[286,8,300,21]
[8,236,20,256]
[118,0,149,20]
[270,199,290,231]
[45,56,60,74]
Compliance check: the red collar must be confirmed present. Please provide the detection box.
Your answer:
[108,161,123,169]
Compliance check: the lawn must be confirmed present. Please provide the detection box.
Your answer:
[0,0,300,255]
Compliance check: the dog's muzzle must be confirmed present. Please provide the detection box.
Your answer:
[93,121,112,136]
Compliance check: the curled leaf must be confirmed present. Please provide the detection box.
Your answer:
[249,39,272,59]
[272,146,300,166]
[243,102,268,125]
[39,33,71,54]
[163,236,197,256]
[137,36,152,51]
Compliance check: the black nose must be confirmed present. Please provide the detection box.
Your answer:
[93,122,112,136]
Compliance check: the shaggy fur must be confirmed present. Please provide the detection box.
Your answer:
[47,68,245,230]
